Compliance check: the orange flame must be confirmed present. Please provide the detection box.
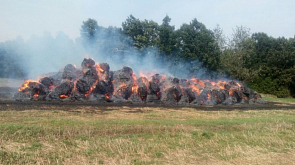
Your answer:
[190,85,201,95]
[132,73,138,94]
[18,80,39,91]
[96,63,104,73]
[105,93,110,99]
[85,86,94,98]
[229,90,234,96]
[236,82,242,87]
[33,93,39,98]
[190,78,205,87]
[215,81,226,90]
[49,85,55,89]
[207,93,211,100]
[173,93,177,101]
[60,94,68,99]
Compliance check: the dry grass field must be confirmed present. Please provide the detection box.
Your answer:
[0,106,295,165]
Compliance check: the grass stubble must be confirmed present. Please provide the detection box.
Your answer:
[0,105,294,165]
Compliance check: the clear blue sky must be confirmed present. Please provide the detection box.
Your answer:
[0,0,294,42]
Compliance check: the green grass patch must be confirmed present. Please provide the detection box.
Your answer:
[263,96,295,103]
[0,109,294,164]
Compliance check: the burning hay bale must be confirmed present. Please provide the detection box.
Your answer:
[14,80,48,101]
[112,66,134,102]
[46,81,74,100]
[160,77,182,104]
[62,64,82,80]
[14,57,267,105]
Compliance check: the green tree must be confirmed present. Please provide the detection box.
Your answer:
[213,24,226,51]
[176,19,221,74]
[80,18,100,44]
[158,15,177,62]
[122,15,159,50]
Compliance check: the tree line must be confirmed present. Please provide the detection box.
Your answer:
[0,15,294,97]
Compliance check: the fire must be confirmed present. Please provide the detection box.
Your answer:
[14,56,264,106]
[236,82,242,87]
[85,86,94,98]
[96,64,105,73]
[132,73,138,94]
[33,93,39,98]
[49,85,55,89]
[229,90,234,96]
[139,71,159,82]
[116,82,127,96]
[207,93,211,100]
[18,80,39,91]
[60,94,68,99]
[173,93,177,101]
[156,92,161,98]
[215,81,226,90]
[132,85,138,94]
[190,78,205,87]
[190,85,201,95]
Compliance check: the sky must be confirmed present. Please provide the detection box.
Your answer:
[0,0,294,42]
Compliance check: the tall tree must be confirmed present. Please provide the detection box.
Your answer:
[176,19,221,74]
[213,24,226,51]
[80,18,100,44]
[158,15,176,59]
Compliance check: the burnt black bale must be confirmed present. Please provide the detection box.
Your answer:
[137,77,148,101]
[62,64,81,80]
[44,72,63,87]
[231,90,243,103]
[118,86,132,100]
[74,66,99,100]
[197,89,211,105]
[81,58,95,69]
[46,81,74,100]
[95,80,111,95]
[107,71,114,93]
[97,63,113,96]
[209,89,228,104]
[161,86,182,104]
[39,77,54,89]
[148,81,160,95]
[84,67,99,85]
[28,82,47,96]
[148,74,165,95]
[178,87,196,105]
[197,89,227,105]
[146,74,165,103]
[223,90,243,105]
[160,77,183,104]
[98,63,110,73]
[76,79,91,94]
